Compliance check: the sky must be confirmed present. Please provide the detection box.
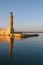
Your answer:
[0,0,43,32]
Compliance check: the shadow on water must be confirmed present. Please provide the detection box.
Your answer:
[0,35,39,60]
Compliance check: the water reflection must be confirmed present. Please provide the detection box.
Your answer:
[8,36,14,59]
[0,35,38,59]
[0,36,14,59]
[0,36,28,59]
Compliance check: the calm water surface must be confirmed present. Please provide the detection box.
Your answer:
[0,33,43,65]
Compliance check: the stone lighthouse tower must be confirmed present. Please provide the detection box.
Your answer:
[9,12,14,34]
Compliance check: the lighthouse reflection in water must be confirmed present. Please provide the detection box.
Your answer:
[0,36,14,59]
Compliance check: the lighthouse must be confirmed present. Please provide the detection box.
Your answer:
[9,12,14,34]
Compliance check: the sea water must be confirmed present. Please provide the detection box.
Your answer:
[0,33,43,65]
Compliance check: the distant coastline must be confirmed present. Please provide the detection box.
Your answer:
[14,31,43,33]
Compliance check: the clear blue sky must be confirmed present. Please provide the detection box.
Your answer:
[0,0,43,31]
